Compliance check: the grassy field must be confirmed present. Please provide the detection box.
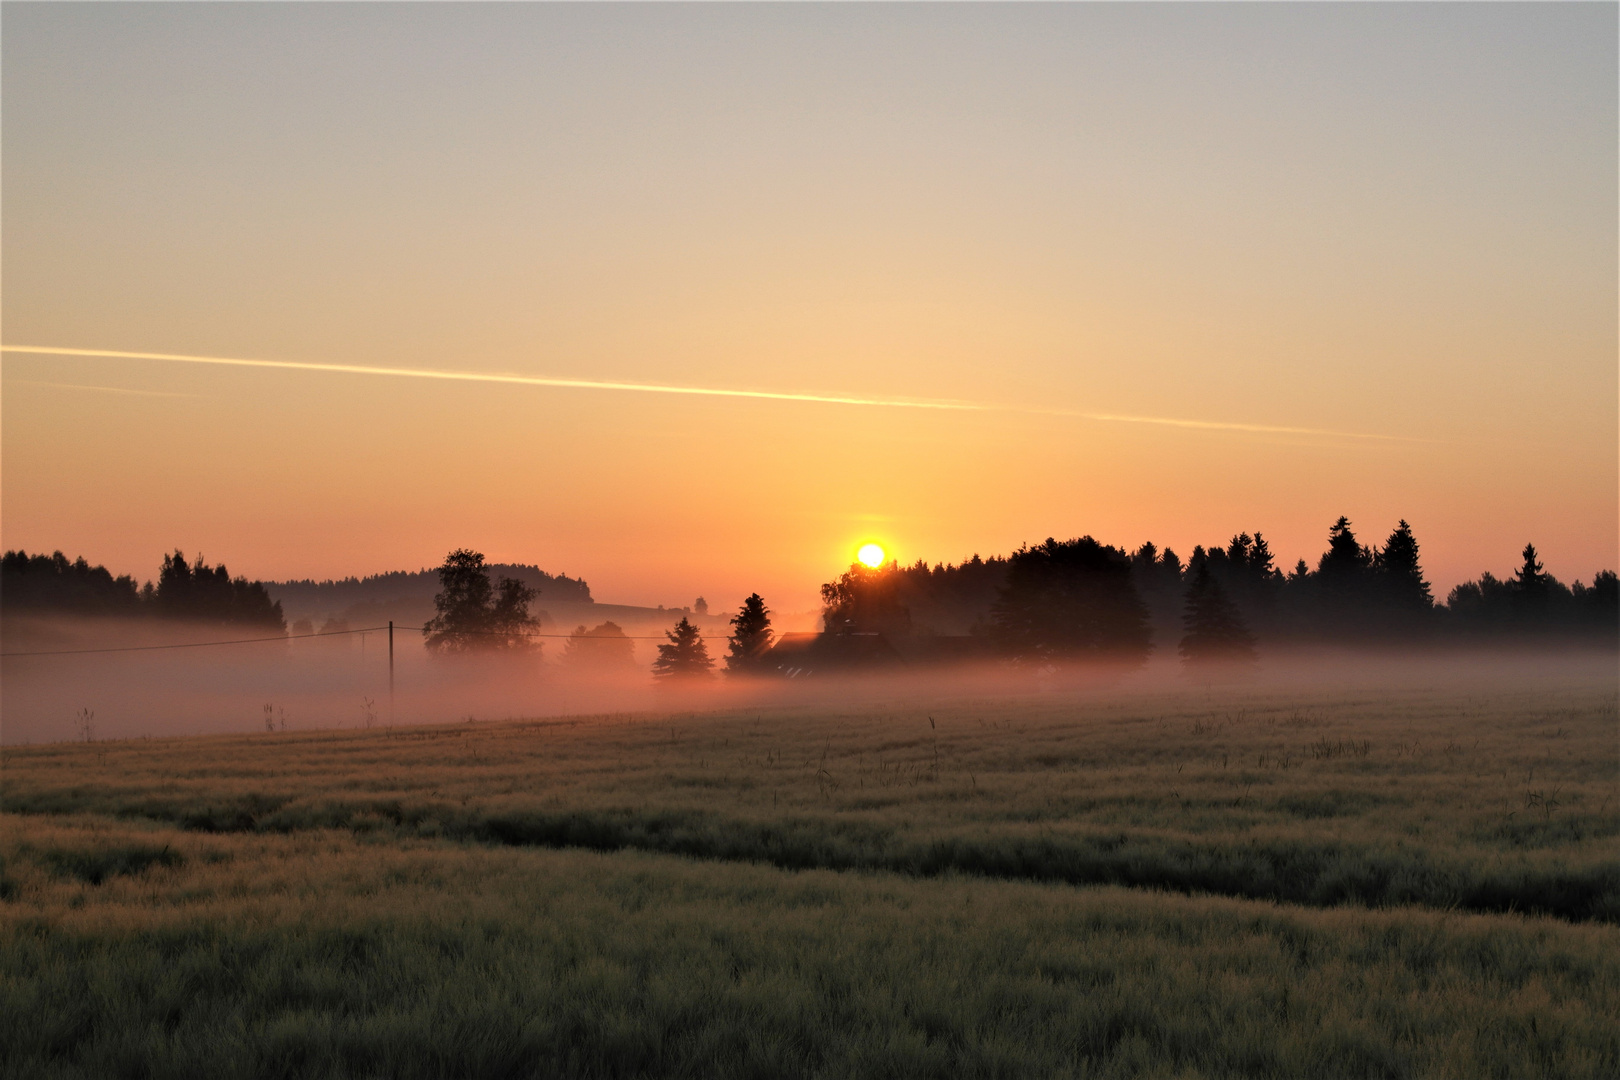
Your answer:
[3,669,1618,1077]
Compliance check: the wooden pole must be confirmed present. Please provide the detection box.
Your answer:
[388,620,395,724]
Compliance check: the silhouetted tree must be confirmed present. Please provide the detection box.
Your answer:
[1575,571,1620,638]
[1374,520,1432,610]
[652,616,713,680]
[821,562,912,637]
[1179,562,1256,666]
[1512,542,1552,625]
[1285,516,1376,638]
[422,548,538,653]
[725,593,774,675]
[1130,542,1187,649]
[990,537,1152,666]
[154,550,286,630]
[561,621,635,670]
[1319,517,1371,582]
[1,550,143,615]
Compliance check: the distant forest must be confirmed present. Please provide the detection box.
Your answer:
[821,517,1618,661]
[0,549,285,631]
[267,565,593,615]
[0,551,592,635]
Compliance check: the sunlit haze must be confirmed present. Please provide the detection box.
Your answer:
[3,4,1614,609]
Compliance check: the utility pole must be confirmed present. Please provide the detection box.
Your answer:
[388,620,395,724]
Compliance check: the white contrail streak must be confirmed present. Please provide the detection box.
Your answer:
[9,379,200,398]
[0,344,1423,442]
[1,344,979,412]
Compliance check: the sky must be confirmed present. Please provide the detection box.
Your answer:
[3,3,1615,612]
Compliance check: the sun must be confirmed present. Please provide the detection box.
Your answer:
[857,543,886,569]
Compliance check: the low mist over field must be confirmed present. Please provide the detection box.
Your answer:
[0,612,1614,746]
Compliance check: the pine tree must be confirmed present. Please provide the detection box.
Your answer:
[725,593,774,675]
[1375,520,1433,610]
[1513,543,1549,596]
[652,616,714,680]
[1179,562,1257,665]
[1511,542,1552,626]
[1318,516,1371,579]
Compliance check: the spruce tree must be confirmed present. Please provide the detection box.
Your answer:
[652,616,714,680]
[1513,543,1549,596]
[1318,517,1371,579]
[1511,543,1552,627]
[1375,520,1433,611]
[725,593,774,675]
[1179,562,1257,665]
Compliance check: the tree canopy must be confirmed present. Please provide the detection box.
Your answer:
[990,537,1152,667]
[0,548,284,630]
[561,621,636,670]
[422,549,539,653]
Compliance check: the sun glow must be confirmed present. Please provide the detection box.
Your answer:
[857,543,887,569]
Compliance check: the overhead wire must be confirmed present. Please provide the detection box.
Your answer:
[0,621,705,657]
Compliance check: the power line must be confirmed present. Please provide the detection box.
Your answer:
[0,625,391,657]
[0,621,704,657]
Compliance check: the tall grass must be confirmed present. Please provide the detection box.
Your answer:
[6,680,1615,920]
[3,815,1618,1079]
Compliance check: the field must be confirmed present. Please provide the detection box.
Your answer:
[3,664,1617,1078]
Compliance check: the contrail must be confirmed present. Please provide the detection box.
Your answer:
[0,344,979,412]
[0,343,1423,442]
[9,378,200,399]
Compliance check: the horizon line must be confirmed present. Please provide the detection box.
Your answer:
[1,343,1425,443]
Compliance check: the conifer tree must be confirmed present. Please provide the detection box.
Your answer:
[725,593,774,675]
[1318,517,1371,579]
[1375,520,1433,610]
[652,616,714,680]
[1179,562,1257,665]
[1511,543,1552,626]
[1513,543,1549,596]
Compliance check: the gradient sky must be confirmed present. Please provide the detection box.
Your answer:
[3,3,1615,612]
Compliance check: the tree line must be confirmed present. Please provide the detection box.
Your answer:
[819,518,1617,668]
[418,523,1620,680]
[1,549,286,631]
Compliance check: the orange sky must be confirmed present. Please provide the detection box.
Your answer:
[3,4,1615,612]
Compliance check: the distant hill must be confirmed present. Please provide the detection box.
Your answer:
[267,564,592,624]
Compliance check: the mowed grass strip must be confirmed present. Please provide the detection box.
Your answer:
[3,815,1618,1080]
[6,680,1616,921]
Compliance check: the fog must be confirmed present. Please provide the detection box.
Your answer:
[2,614,1613,746]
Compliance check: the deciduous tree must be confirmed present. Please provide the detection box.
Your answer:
[423,549,538,653]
